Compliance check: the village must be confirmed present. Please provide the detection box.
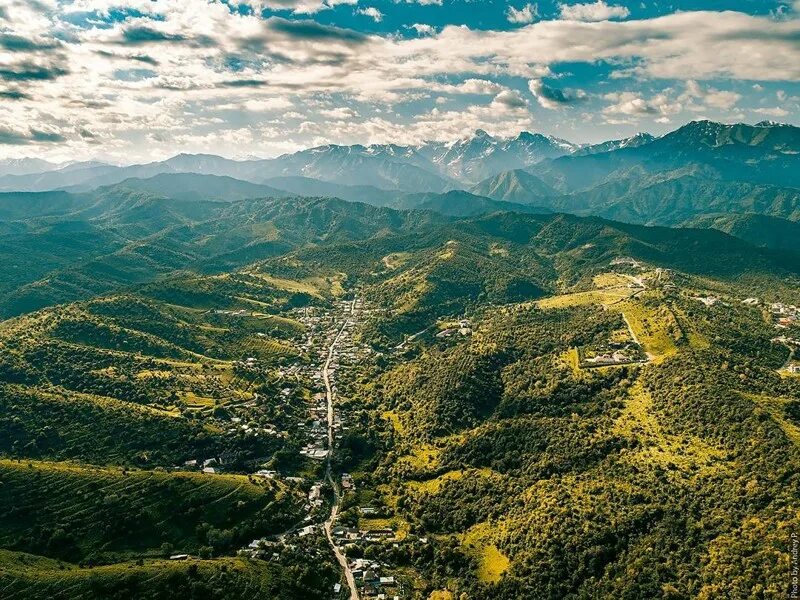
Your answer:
[185,295,409,598]
[688,295,800,374]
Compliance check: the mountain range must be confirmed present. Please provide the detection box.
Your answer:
[1,120,799,230]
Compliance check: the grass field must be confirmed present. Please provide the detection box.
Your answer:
[612,383,728,472]
[536,289,630,309]
[406,468,495,495]
[611,299,680,361]
[458,522,510,584]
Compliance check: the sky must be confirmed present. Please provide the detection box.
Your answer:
[0,0,799,162]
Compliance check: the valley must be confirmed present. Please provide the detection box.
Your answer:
[1,120,799,599]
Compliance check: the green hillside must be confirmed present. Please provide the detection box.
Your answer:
[0,551,336,600]
[686,212,800,252]
[345,274,800,598]
[0,459,300,562]
[0,193,445,317]
[2,181,800,599]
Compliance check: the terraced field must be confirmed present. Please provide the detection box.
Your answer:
[0,550,326,600]
[0,459,301,561]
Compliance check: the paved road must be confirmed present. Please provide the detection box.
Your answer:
[322,300,359,600]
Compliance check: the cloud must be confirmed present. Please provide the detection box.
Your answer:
[0,2,796,160]
[559,1,630,22]
[0,125,66,145]
[0,62,68,81]
[528,79,587,109]
[507,3,538,24]
[0,33,60,52]
[319,106,359,119]
[120,26,186,45]
[679,80,741,110]
[602,91,680,118]
[0,90,30,100]
[265,17,367,43]
[454,79,506,95]
[601,80,742,124]
[493,89,528,109]
[753,106,789,117]
[257,0,357,15]
[409,23,436,36]
[356,7,383,22]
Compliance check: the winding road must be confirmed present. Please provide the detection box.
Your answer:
[322,298,359,600]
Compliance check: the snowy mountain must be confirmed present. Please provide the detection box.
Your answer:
[417,130,576,184]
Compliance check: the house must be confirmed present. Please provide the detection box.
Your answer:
[333,583,342,594]
[379,576,395,585]
[788,364,800,374]
[298,525,316,537]
[169,554,189,560]
[695,296,719,307]
[202,467,216,474]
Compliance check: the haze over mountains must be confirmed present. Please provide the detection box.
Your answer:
[2,120,798,231]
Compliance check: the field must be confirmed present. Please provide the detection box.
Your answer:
[0,459,301,561]
[459,522,511,584]
[0,550,328,600]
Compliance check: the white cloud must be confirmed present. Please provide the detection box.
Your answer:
[493,89,529,109]
[506,3,538,24]
[559,1,630,21]
[753,106,789,117]
[319,106,360,119]
[256,0,357,14]
[602,91,681,118]
[601,80,743,124]
[356,7,383,21]
[242,98,294,111]
[452,79,506,95]
[409,23,436,36]
[679,80,741,110]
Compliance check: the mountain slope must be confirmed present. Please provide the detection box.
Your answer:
[686,212,800,252]
[105,173,292,202]
[470,169,556,204]
[390,190,550,217]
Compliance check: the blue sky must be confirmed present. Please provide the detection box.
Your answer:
[0,0,798,162]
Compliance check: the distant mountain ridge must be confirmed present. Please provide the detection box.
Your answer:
[2,120,799,229]
[0,129,581,193]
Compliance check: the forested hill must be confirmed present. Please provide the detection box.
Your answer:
[2,183,800,599]
[0,193,448,318]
